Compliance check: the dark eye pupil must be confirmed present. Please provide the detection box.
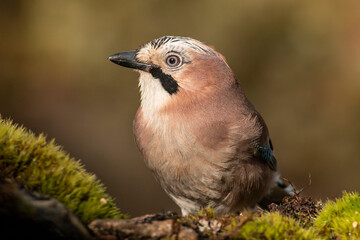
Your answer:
[166,55,181,67]
[169,57,176,64]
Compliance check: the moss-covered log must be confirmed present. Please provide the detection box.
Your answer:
[0,118,125,224]
[1,117,360,239]
[89,192,360,239]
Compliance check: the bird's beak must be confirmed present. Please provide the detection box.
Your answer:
[108,50,151,72]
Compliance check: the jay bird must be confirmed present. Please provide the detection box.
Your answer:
[108,36,293,215]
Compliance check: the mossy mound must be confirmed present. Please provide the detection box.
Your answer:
[0,118,125,224]
[314,192,360,239]
[235,212,320,239]
[173,192,359,239]
[178,206,321,239]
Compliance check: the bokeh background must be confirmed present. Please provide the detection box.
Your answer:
[1,0,359,217]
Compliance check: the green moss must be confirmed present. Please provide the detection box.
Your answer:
[0,118,126,224]
[234,212,320,239]
[314,192,360,239]
[179,208,321,239]
[199,206,217,219]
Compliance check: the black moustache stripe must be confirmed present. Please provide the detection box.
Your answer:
[149,67,179,95]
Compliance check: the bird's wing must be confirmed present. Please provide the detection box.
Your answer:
[251,111,278,171]
[254,139,277,171]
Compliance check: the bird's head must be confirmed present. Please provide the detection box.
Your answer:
[108,36,237,112]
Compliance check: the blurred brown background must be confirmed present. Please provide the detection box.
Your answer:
[1,0,359,217]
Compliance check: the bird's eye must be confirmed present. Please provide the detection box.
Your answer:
[165,54,182,67]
